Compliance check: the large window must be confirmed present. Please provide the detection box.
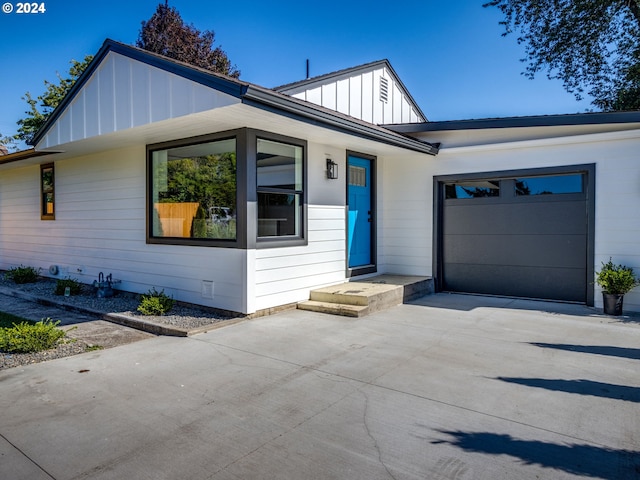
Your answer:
[40,163,55,220]
[150,138,237,241]
[256,138,304,238]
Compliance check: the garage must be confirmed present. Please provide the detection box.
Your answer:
[435,165,595,304]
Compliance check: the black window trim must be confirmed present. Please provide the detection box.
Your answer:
[253,130,308,249]
[145,128,307,250]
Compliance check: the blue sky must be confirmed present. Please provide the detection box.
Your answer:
[0,0,589,146]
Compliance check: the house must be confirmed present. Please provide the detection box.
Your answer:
[1,39,639,314]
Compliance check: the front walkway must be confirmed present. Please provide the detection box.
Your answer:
[1,294,638,479]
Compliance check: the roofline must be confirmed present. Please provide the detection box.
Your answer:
[30,40,438,156]
[384,111,640,133]
[31,39,249,146]
[243,86,438,155]
[0,148,56,166]
[275,59,428,122]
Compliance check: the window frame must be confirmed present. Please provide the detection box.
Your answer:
[40,163,55,220]
[145,128,307,249]
[146,129,247,248]
[254,133,307,248]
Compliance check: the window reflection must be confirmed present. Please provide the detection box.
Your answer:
[515,174,583,195]
[445,180,500,199]
[257,139,304,238]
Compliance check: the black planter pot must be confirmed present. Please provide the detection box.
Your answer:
[603,293,624,316]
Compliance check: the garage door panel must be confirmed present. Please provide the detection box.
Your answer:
[439,168,591,304]
[443,233,586,268]
[444,201,587,235]
[443,264,586,302]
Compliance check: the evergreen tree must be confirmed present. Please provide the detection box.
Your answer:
[136,1,240,78]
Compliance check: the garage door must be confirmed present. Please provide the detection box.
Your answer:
[438,167,593,303]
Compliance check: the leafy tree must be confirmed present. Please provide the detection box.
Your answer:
[484,0,640,111]
[136,1,240,78]
[14,56,93,145]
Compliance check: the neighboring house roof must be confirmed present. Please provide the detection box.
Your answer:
[0,148,55,168]
[275,59,427,124]
[31,39,438,156]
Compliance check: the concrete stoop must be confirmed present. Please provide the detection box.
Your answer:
[297,275,433,317]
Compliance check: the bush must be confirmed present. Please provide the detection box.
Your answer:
[596,258,640,295]
[54,277,83,296]
[0,318,66,353]
[137,288,175,316]
[5,265,40,284]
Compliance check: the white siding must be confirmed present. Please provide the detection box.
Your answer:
[0,146,247,313]
[285,62,425,124]
[36,52,240,150]
[386,129,640,313]
[254,205,346,310]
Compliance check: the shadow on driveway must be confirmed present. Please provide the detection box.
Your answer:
[432,430,640,480]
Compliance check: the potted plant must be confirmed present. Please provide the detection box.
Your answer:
[595,258,640,315]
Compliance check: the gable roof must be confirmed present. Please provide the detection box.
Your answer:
[32,40,438,155]
[275,59,427,124]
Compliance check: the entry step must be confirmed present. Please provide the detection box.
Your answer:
[298,275,433,317]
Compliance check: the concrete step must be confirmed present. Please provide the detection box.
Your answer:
[298,275,433,317]
[296,300,368,317]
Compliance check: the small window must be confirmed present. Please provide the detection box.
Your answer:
[515,174,584,195]
[445,180,500,199]
[349,165,367,187]
[150,138,237,240]
[40,163,55,220]
[257,138,304,238]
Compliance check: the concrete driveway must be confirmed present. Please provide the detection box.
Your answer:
[1,294,638,480]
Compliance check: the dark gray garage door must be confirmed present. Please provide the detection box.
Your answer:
[438,167,594,303]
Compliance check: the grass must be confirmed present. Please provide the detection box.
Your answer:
[0,311,33,329]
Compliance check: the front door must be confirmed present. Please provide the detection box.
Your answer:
[347,154,374,272]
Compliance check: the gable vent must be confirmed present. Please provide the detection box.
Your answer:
[379,76,389,103]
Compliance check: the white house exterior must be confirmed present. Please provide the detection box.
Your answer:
[1,39,639,315]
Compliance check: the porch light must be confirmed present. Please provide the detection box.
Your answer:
[326,158,338,179]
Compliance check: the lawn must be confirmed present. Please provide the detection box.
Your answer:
[0,311,33,329]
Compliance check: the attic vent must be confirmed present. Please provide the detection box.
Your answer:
[379,76,389,103]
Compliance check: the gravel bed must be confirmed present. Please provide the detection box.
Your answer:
[0,275,239,329]
[0,274,243,371]
[0,341,88,371]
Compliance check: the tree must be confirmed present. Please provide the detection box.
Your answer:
[484,0,640,111]
[14,56,93,145]
[136,1,240,78]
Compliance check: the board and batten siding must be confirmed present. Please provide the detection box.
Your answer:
[404,128,640,313]
[36,51,240,150]
[0,145,247,313]
[282,66,424,125]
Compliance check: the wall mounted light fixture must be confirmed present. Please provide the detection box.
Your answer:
[326,158,338,179]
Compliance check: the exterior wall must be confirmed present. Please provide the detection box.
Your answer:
[36,52,240,150]
[391,129,640,313]
[253,143,347,310]
[0,145,247,313]
[283,66,424,124]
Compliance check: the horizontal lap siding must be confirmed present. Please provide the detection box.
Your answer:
[0,146,246,313]
[379,156,432,276]
[254,205,345,310]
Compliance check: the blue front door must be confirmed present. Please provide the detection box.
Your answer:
[348,155,372,269]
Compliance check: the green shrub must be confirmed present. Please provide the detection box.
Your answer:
[54,277,83,296]
[0,318,66,353]
[595,258,640,295]
[5,265,40,284]
[137,288,175,316]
